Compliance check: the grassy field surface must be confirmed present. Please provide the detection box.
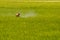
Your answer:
[0,0,60,2]
[0,2,60,40]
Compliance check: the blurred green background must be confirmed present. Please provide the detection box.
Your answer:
[0,0,60,40]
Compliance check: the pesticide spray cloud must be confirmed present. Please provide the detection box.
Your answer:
[20,10,36,18]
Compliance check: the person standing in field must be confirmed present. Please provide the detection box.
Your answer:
[16,12,20,17]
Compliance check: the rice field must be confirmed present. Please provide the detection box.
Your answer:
[0,2,60,40]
